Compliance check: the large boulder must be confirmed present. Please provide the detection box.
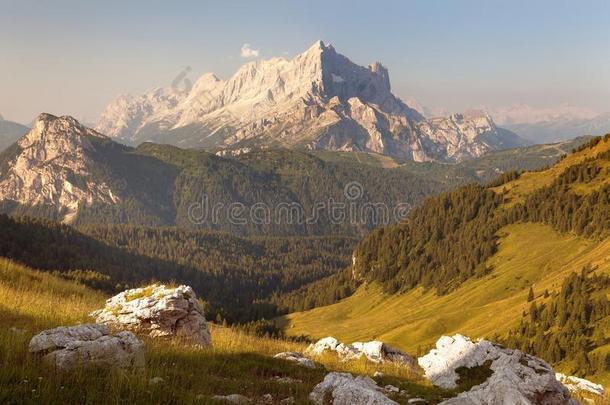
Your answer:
[29,324,144,371]
[418,334,577,405]
[306,336,415,366]
[309,372,397,405]
[91,284,211,346]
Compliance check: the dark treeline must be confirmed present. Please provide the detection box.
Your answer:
[0,215,355,323]
[504,267,610,377]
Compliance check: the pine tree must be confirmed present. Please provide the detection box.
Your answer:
[527,286,535,302]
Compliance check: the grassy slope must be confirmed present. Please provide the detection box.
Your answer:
[0,258,453,404]
[284,223,610,385]
[491,136,610,205]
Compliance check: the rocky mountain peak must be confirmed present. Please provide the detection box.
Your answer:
[0,114,118,223]
[95,41,526,162]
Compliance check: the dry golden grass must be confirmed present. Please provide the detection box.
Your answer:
[0,258,449,404]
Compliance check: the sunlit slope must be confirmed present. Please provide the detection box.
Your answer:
[492,135,610,205]
[285,223,610,351]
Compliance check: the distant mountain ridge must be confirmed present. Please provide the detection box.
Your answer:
[97,41,528,162]
[0,113,584,234]
[505,112,610,144]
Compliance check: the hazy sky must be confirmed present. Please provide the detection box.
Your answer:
[1,0,609,124]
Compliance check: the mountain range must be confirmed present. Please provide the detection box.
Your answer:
[504,112,610,144]
[0,113,582,233]
[96,41,528,162]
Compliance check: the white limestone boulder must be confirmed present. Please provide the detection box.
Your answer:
[306,336,415,366]
[273,352,316,369]
[418,334,577,405]
[91,284,211,346]
[309,372,397,405]
[29,324,144,371]
[556,373,605,397]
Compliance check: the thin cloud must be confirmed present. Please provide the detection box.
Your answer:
[240,43,260,58]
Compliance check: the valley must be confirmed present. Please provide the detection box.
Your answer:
[2,7,610,402]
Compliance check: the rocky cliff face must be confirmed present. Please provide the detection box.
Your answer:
[97,41,526,162]
[0,113,119,222]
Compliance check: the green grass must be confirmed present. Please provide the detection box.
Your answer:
[284,223,610,386]
[0,258,452,404]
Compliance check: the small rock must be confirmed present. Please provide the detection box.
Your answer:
[384,384,399,393]
[273,352,315,369]
[373,371,384,378]
[10,326,26,334]
[408,399,427,404]
[211,394,250,404]
[309,372,397,405]
[148,377,165,385]
[260,393,273,402]
[29,324,144,371]
[279,397,295,404]
[273,376,302,384]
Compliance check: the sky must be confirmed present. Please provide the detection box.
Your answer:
[1,0,609,124]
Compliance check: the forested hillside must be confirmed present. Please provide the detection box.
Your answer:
[0,215,354,323]
[284,135,610,382]
[0,126,586,237]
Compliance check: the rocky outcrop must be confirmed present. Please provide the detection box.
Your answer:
[96,41,525,162]
[28,324,144,371]
[273,352,316,369]
[91,284,212,346]
[306,337,415,366]
[556,373,605,397]
[309,372,397,405]
[419,334,577,405]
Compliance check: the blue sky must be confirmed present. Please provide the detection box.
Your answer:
[1,0,609,123]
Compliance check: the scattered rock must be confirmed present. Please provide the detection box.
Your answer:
[148,377,165,385]
[260,393,273,403]
[373,371,384,378]
[273,352,315,369]
[306,337,415,366]
[273,376,302,384]
[556,373,605,397]
[384,384,399,393]
[418,334,577,405]
[211,394,250,404]
[28,324,144,371]
[10,326,26,334]
[309,372,397,405]
[91,284,212,347]
[407,399,427,404]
